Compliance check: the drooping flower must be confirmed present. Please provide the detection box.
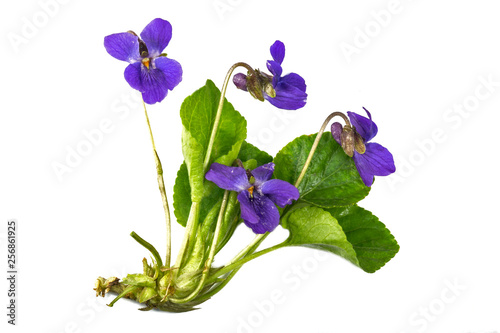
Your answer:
[104,18,182,104]
[331,108,395,187]
[233,40,307,110]
[205,162,300,234]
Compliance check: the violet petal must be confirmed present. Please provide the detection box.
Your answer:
[280,73,306,93]
[260,179,300,208]
[205,163,250,192]
[140,18,172,57]
[270,40,285,65]
[265,81,307,110]
[140,69,170,104]
[104,32,140,63]
[238,191,280,234]
[251,163,275,186]
[353,142,396,187]
[154,57,182,90]
[347,109,378,142]
[124,62,143,92]
[266,60,283,79]
[237,191,259,224]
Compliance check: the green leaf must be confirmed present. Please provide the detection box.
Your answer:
[274,132,370,208]
[326,205,399,273]
[180,79,247,202]
[282,205,359,266]
[281,205,399,273]
[138,287,158,303]
[238,141,273,166]
[173,162,223,227]
[215,191,240,253]
[121,274,156,288]
[173,162,191,227]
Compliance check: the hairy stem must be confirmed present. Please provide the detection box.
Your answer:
[206,241,285,284]
[294,111,351,188]
[197,233,268,302]
[173,202,199,272]
[202,62,256,174]
[107,285,138,307]
[228,233,268,266]
[143,101,171,267]
[195,268,240,303]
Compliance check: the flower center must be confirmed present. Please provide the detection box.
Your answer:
[142,58,150,70]
[248,186,255,198]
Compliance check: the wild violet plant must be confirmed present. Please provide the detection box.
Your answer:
[94,18,399,312]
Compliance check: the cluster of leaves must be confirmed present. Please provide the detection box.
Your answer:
[100,80,399,312]
[174,80,399,275]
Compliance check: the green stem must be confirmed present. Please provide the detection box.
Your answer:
[202,62,256,174]
[195,268,240,303]
[107,286,138,307]
[294,111,351,188]
[172,202,199,273]
[228,233,268,266]
[196,232,268,302]
[172,62,256,280]
[206,241,285,284]
[143,101,171,267]
[130,231,163,267]
[169,191,230,303]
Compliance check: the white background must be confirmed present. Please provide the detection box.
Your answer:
[1,0,499,332]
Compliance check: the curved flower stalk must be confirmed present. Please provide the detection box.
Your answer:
[104,18,183,104]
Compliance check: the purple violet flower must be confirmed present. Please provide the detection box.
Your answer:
[104,18,182,104]
[233,40,307,110]
[331,108,396,187]
[205,162,300,234]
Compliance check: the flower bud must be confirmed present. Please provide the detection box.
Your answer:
[233,73,248,91]
[340,125,366,157]
[341,126,356,157]
[353,130,366,154]
[331,122,343,143]
[246,71,265,101]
